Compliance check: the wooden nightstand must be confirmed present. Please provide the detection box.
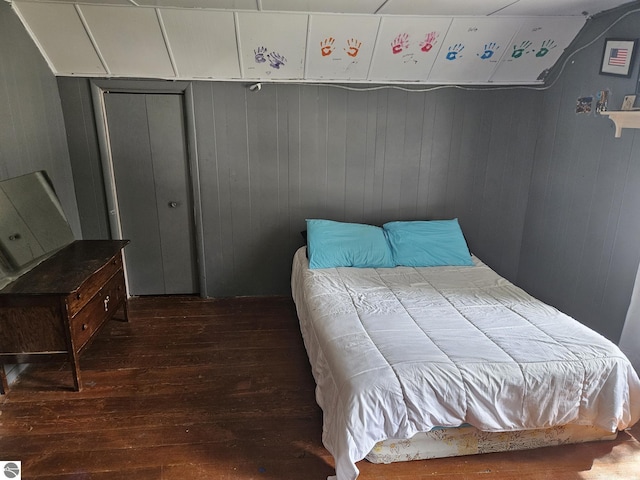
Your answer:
[0,240,129,393]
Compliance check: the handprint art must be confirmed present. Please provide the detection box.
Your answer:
[478,42,499,60]
[320,37,335,57]
[420,31,438,53]
[511,40,532,59]
[345,38,362,58]
[391,33,409,54]
[267,52,286,69]
[446,43,464,61]
[254,46,268,64]
[535,39,556,58]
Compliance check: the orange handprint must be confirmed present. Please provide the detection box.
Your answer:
[345,38,362,58]
[320,37,335,57]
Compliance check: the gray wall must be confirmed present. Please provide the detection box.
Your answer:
[0,1,80,236]
[58,78,542,297]
[518,5,640,342]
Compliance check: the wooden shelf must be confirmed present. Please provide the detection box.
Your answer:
[601,110,640,137]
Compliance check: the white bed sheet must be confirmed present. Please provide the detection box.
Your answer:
[290,247,640,480]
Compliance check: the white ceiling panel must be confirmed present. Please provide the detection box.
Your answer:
[305,14,380,80]
[368,16,452,81]
[20,0,132,5]
[134,0,258,9]
[497,0,622,16]
[378,0,514,16]
[428,17,523,83]
[261,0,383,14]
[490,16,586,83]
[79,5,175,77]
[237,12,308,79]
[160,9,241,78]
[13,1,106,75]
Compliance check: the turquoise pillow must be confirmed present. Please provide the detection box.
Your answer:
[383,219,473,267]
[306,219,394,269]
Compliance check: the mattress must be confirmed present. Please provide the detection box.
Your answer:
[366,424,616,464]
[291,246,640,480]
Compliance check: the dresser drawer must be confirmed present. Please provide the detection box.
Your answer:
[67,252,123,318]
[70,269,126,351]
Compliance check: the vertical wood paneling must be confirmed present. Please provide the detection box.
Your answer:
[60,79,544,297]
[0,2,80,235]
[518,4,640,342]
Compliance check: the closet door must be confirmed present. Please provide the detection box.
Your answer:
[104,92,197,295]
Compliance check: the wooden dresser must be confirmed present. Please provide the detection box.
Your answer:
[0,240,129,393]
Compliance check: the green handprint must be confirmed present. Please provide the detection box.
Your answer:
[511,40,532,59]
[535,39,557,58]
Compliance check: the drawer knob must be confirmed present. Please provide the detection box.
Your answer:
[104,295,110,312]
[82,323,88,331]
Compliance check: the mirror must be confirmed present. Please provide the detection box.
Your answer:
[0,171,75,289]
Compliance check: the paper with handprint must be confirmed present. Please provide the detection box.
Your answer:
[305,14,379,80]
[490,16,586,83]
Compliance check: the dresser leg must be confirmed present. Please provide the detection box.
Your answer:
[0,364,7,395]
[69,352,82,392]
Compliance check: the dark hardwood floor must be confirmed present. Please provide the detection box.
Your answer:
[1,296,639,479]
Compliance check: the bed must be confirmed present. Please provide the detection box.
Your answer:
[291,219,640,480]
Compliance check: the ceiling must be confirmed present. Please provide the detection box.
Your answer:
[8,0,636,85]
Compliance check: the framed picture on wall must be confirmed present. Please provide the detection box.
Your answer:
[600,38,637,77]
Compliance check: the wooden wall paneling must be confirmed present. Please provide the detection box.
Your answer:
[79,5,174,77]
[343,90,371,223]
[246,83,285,293]
[280,85,304,253]
[325,87,348,220]
[57,78,110,240]
[12,2,106,76]
[601,136,640,341]
[426,87,457,215]
[381,89,409,221]
[192,82,227,295]
[159,9,241,79]
[298,86,329,220]
[0,1,81,237]
[398,90,428,220]
[210,83,250,295]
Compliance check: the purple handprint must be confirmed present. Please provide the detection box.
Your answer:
[254,46,267,64]
[268,51,286,70]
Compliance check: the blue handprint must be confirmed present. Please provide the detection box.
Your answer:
[446,44,464,61]
[478,42,499,60]
[254,46,267,64]
[268,51,286,70]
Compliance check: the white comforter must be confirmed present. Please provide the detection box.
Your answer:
[291,247,640,480]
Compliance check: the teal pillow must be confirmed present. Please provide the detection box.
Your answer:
[306,219,394,269]
[383,219,473,267]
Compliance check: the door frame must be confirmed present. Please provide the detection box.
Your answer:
[90,79,206,297]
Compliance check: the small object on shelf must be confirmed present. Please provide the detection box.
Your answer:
[622,95,636,110]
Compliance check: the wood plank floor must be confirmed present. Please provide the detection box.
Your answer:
[1,296,639,480]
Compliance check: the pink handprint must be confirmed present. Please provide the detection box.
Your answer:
[391,33,409,54]
[345,38,362,58]
[320,37,335,57]
[420,32,438,53]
